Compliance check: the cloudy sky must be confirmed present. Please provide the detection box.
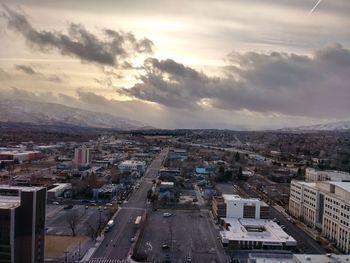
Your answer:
[0,0,349,129]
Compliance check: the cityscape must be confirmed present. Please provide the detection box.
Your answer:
[0,1,350,263]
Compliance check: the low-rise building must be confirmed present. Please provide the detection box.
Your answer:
[168,148,188,161]
[118,160,146,173]
[305,168,350,182]
[0,150,42,163]
[47,183,72,199]
[293,254,350,263]
[248,253,293,263]
[216,194,295,250]
[220,218,297,250]
[212,195,269,220]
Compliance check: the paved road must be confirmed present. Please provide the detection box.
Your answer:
[138,210,229,263]
[269,207,325,254]
[90,148,168,261]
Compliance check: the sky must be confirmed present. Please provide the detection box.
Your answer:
[0,0,349,130]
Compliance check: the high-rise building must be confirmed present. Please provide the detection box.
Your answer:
[0,186,46,263]
[74,145,92,166]
[289,180,350,252]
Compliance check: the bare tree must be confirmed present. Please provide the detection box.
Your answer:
[87,221,99,240]
[66,211,80,236]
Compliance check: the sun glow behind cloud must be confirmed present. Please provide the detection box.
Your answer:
[0,0,349,129]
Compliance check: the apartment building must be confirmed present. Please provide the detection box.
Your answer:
[0,186,47,263]
[74,145,92,166]
[289,180,350,252]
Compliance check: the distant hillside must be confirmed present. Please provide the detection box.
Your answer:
[0,99,144,130]
[281,121,350,132]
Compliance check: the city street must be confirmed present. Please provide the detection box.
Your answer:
[90,148,169,261]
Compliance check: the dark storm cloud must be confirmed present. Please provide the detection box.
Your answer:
[15,64,36,75]
[119,44,350,118]
[14,64,64,83]
[2,5,153,67]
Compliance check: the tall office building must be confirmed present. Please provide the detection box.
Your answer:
[289,180,350,252]
[0,186,46,263]
[74,145,92,166]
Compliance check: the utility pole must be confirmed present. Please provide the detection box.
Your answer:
[78,241,81,260]
[98,209,102,233]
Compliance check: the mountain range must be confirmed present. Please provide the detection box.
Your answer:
[280,121,350,132]
[0,99,144,130]
[0,99,349,131]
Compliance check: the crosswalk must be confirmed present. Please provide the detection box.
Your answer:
[89,258,128,263]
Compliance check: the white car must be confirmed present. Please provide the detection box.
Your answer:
[163,212,172,217]
[52,201,59,205]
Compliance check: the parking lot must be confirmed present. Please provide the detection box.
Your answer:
[46,204,115,236]
[137,210,228,263]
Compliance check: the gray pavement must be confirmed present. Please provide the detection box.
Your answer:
[138,210,229,263]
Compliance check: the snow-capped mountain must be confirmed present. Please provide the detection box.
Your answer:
[0,99,144,129]
[281,121,350,131]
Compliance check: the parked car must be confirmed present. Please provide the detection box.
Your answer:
[52,201,59,205]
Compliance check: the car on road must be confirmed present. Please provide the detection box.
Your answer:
[186,256,192,262]
[63,204,73,210]
[106,203,113,207]
[163,212,172,217]
[162,244,170,249]
[52,201,59,205]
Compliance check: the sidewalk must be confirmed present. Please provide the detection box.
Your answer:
[79,207,122,262]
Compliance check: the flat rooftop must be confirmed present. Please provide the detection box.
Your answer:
[0,195,21,209]
[223,194,260,202]
[330,181,350,193]
[249,253,293,263]
[293,254,350,263]
[220,218,296,245]
[0,185,45,192]
[0,201,20,209]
